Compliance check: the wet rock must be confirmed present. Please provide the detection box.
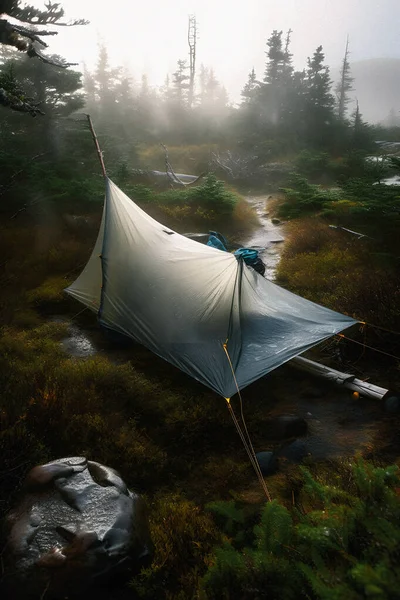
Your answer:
[266,415,308,440]
[274,440,309,464]
[384,395,400,414]
[2,457,152,599]
[271,218,281,225]
[255,452,278,476]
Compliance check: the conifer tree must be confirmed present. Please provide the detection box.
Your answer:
[241,68,259,104]
[172,59,190,106]
[304,45,335,147]
[0,1,87,113]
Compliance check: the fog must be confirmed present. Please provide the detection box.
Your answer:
[49,0,399,105]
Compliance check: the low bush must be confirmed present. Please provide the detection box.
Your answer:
[295,150,331,178]
[200,459,400,600]
[278,173,342,219]
[130,493,222,599]
[277,217,400,330]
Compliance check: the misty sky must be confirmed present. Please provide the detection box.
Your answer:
[42,0,400,101]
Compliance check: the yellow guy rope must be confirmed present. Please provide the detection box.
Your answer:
[223,342,272,502]
[336,333,400,362]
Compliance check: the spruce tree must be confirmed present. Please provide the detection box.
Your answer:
[0,1,87,113]
[264,30,285,85]
[241,68,259,104]
[172,59,190,106]
[352,100,373,150]
[261,30,295,130]
[304,45,335,148]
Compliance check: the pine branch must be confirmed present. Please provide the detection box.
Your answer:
[0,86,44,115]
[10,2,88,26]
[0,20,77,67]
[0,18,57,48]
[27,43,77,67]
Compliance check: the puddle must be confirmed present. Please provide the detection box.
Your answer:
[266,375,383,459]
[61,323,97,358]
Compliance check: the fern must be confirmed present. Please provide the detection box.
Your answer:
[254,500,293,555]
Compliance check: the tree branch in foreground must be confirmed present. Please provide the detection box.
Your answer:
[0,86,44,115]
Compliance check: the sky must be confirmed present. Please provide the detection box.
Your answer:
[23,0,400,102]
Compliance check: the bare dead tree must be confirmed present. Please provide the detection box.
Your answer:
[187,14,197,108]
[335,36,354,121]
[160,143,204,187]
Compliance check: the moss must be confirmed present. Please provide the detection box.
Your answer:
[26,276,70,309]
[130,493,222,599]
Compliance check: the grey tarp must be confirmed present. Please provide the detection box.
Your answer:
[65,179,357,398]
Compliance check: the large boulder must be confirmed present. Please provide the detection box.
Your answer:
[2,457,152,599]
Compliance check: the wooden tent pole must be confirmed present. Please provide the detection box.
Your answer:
[289,355,397,402]
[86,114,107,178]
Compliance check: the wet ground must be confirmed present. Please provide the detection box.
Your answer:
[241,196,285,280]
[59,319,384,460]
[59,197,390,462]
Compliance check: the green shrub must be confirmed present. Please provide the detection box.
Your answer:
[189,174,238,216]
[127,184,155,204]
[200,460,400,600]
[295,150,331,178]
[278,173,342,218]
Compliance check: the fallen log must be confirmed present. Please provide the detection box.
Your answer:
[289,355,398,402]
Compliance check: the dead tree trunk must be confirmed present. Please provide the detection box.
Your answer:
[188,15,197,108]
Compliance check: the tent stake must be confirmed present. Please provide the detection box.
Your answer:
[86,114,107,178]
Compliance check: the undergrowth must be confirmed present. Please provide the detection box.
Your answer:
[0,166,399,599]
[276,219,400,333]
[200,459,400,600]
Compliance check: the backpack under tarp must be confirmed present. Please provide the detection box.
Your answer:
[234,248,266,276]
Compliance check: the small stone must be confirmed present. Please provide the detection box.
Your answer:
[271,218,281,225]
[255,451,278,476]
[274,440,309,464]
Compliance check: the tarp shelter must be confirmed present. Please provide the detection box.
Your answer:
[65,179,357,398]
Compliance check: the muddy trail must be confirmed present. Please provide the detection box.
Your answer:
[241,195,284,281]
